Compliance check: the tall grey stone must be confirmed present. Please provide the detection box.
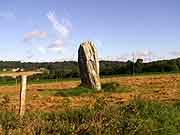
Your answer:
[78,41,101,90]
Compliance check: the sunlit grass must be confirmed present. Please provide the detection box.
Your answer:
[0,97,180,135]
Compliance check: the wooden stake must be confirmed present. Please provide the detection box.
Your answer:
[19,75,27,118]
[16,77,17,92]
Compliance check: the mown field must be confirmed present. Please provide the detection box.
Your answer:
[0,73,180,134]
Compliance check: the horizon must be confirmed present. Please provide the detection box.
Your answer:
[0,0,180,62]
[0,56,180,63]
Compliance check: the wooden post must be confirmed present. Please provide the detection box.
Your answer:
[16,77,17,92]
[19,75,27,118]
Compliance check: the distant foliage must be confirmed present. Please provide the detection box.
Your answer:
[0,58,180,81]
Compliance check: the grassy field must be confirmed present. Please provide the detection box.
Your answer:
[39,82,131,97]
[0,73,180,134]
[0,71,180,86]
[0,97,180,135]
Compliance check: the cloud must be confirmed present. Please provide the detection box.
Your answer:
[133,50,154,62]
[24,30,48,42]
[24,11,72,60]
[37,47,47,54]
[135,50,153,58]
[0,11,16,20]
[169,51,180,57]
[133,50,154,59]
[47,12,71,37]
[48,39,64,53]
[47,11,72,53]
[115,54,131,61]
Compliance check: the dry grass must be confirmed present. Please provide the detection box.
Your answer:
[1,73,180,112]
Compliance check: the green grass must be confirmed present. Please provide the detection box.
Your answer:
[0,78,79,86]
[29,78,79,84]
[0,98,180,135]
[101,71,180,78]
[0,71,180,86]
[102,82,132,93]
[0,80,16,86]
[55,87,96,97]
[39,82,132,97]
[39,87,96,97]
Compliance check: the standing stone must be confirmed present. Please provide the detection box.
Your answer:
[78,41,101,90]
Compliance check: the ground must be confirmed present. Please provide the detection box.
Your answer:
[0,73,180,112]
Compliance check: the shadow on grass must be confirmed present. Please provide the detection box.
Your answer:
[39,82,132,97]
[102,82,132,93]
[38,87,97,97]
[54,87,97,97]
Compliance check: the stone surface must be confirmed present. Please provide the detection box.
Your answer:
[78,41,101,90]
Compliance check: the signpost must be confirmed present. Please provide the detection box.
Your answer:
[0,71,42,118]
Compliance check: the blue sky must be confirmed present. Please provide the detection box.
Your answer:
[0,0,180,62]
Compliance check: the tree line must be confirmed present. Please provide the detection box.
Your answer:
[0,58,180,80]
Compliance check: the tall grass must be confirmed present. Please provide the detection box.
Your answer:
[0,96,180,135]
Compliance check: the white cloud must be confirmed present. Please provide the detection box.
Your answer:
[169,51,180,57]
[37,47,47,54]
[135,50,153,58]
[47,11,72,53]
[24,11,72,60]
[47,11,71,38]
[133,50,154,62]
[48,39,64,53]
[100,50,156,62]
[115,54,131,61]
[24,30,48,42]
